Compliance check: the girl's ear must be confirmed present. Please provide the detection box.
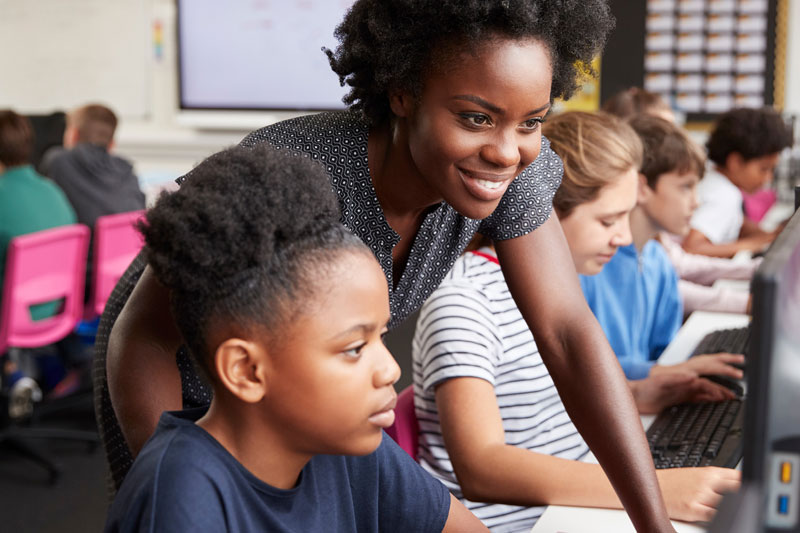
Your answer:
[388,89,415,118]
[214,338,269,404]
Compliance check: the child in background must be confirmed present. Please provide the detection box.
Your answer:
[602,91,760,315]
[683,107,793,258]
[580,114,745,380]
[104,145,485,533]
[413,111,739,532]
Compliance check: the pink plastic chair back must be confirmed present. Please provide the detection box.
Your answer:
[384,385,419,460]
[0,224,90,354]
[86,210,145,318]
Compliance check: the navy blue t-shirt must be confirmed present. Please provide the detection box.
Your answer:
[104,409,450,533]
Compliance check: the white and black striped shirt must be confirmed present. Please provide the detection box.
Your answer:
[413,249,589,532]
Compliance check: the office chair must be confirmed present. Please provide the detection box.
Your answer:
[384,385,419,460]
[0,224,99,483]
[85,210,146,319]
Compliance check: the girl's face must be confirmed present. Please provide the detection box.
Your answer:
[264,250,400,457]
[393,38,553,220]
[558,167,639,276]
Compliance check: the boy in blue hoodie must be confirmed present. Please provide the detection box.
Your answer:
[580,114,745,381]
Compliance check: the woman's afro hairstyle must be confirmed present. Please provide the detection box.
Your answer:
[706,107,792,166]
[325,0,615,125]
[139,145,366,378]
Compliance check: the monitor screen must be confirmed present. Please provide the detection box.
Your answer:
[742,207,800,530]
[177,1,355,111]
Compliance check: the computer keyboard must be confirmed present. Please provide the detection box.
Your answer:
[691,326,750,363]
[647,399,745,469]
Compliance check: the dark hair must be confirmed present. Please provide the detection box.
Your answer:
[706,107,792,166]
[69,104,118,148]
[602,87,672,120]
[139,145,368,382]
[628,114,705,189]
[325,0,614,125]
[544,111,642,218]
[0,110,34,167]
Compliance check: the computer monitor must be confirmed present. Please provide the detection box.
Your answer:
[714,206,800,531]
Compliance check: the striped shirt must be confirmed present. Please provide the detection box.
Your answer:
[412,249,589,532]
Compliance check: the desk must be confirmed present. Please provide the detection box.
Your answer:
[531,311,750,533]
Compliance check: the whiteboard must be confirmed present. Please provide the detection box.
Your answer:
[0,0,149,118]
[178,0,355,110]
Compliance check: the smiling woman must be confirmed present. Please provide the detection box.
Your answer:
[97,1,678,531]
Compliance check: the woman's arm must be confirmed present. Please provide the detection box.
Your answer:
[107,266,183,456]
[495,215,674,533]
[436,377,739,523]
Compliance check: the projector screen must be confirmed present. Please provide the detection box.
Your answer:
[178,0,355,111]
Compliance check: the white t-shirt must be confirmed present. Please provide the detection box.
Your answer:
[413,249,589,532]
[690,167,744,244]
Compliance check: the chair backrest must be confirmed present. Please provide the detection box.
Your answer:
[384,385,419,460]
[87,210,145,318]
[0,224,90,354]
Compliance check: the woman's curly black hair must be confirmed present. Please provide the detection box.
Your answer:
[139,145,368,381]
[706,107,792,166]
[325,0,614,125]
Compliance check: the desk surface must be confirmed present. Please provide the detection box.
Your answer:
[531,311,750,533]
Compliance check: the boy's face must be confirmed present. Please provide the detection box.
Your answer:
[641,170,700,237]
[559,166,638,275]
[263,250,400,457]
[727,152,781,194]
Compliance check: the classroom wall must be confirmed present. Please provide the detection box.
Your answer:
[2,0,800,198]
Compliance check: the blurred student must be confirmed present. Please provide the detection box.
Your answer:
[602,87,676,123]
[580,114,744,380]
[41,103,145,230]
[683,107,792,258]
[105,145,485,533]
[603,91,758,314]
[0,110,77,413]
[413,111,739,532]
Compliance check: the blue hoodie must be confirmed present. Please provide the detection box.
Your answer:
[579,241,682,379]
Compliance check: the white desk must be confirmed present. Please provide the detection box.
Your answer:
[531,311,750,533]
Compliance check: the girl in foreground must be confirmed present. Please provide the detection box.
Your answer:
[413,112,740,531]
[100,3,675,529]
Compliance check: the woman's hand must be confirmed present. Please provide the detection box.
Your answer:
[630,372,735,414]
[657,467,741,523]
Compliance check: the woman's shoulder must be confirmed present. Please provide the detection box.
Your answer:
[240,111,368,150]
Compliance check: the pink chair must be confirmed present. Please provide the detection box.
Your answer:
[85,210,145,319]
[0,224,90,354]
[385,385,419,460]
[0,224,98,483]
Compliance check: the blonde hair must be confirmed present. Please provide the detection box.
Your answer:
[544,111,643,218]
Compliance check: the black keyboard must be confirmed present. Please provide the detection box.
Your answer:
[647,399,745,469]
[691,326,750,362]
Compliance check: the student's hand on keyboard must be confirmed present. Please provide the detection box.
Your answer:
[651,353,745,381]
[657,466,741,523]
[630,372,736,414]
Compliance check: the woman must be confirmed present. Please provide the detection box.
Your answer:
[98,2,674,530]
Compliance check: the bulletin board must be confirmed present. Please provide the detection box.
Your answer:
[601,0,779,121]
[0,0,150,118]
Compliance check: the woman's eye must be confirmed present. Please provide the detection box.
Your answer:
[520,118,544,131]
[461,113,490,127]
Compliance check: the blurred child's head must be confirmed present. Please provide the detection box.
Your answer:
[140,145,400,456]
[65,104,118,149]
[545,111,643,275]
[0,110,33,170]
[602,87,675,124]
[629,114,705,237]
[706,107,792,194]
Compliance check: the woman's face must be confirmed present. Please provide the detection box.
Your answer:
[393,38,553,220]
[558,167,639,276]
